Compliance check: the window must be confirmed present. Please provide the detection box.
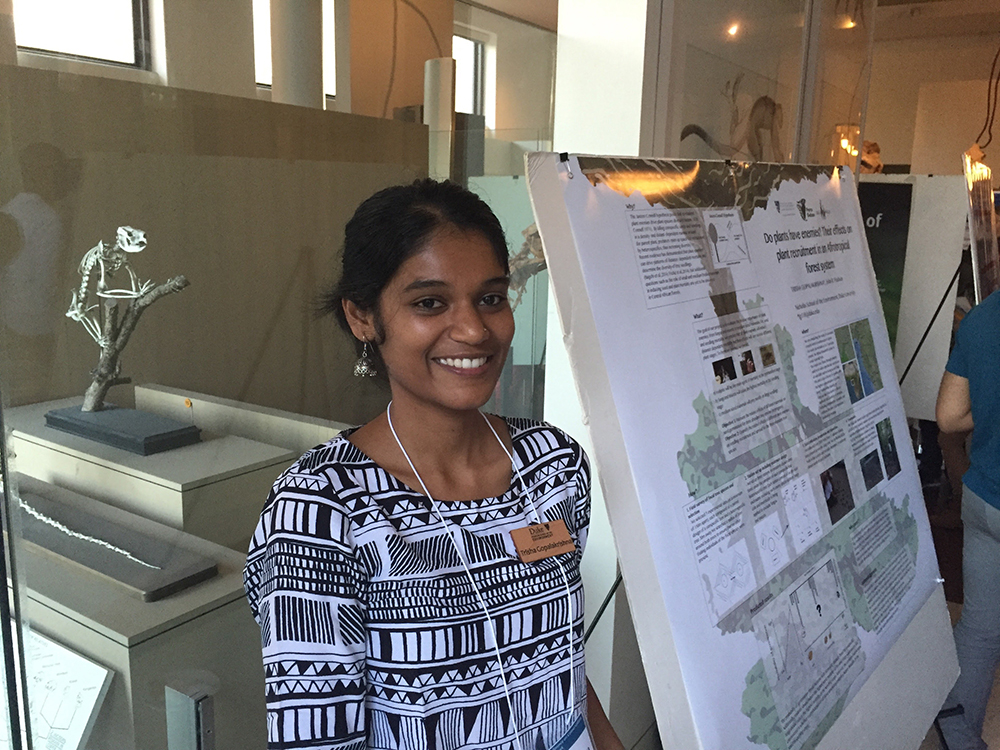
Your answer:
[13,0,149,68]
[453,34,484,116]
[253,0,337,97]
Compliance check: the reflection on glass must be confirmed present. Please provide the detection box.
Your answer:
[809,0,876,165]
[470,176,547,420]
[0,142,80,407]
[453,34,481,115]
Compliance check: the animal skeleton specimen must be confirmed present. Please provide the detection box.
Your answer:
[66,226,189,412]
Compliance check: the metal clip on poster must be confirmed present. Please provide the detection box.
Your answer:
[559,152,574,179]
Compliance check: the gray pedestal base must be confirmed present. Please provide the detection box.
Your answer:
[44,405,201,456]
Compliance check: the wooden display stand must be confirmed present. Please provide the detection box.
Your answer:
[17,478,266,750]
[6,397,298,552]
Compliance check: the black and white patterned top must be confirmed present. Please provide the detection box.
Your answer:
[244,418,591,750]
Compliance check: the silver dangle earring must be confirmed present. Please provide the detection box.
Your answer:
[354,340,377,377]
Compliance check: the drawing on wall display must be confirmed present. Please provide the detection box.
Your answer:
[527,153,942,750]
[681,74,785,163]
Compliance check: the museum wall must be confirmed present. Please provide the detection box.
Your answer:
[349,0,454,119]
[0,64,427,426]
[867,33,1000,177]
[453,2,556,140]
[910,78,998,179]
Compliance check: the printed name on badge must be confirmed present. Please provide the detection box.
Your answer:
[510,519,576,562]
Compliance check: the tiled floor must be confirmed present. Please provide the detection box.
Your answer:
[918,670,1000,749]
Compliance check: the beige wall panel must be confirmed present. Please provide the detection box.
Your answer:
[867,34,999,168]
[911,79,998,179]
[158,0,257,98]
[350,0,454,118]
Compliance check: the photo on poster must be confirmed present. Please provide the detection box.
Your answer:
[860,449,884,491]
[713,356,738,384]
[820,460,855,525]
[843,360,864,403]
[835,325,855,364]
[848,319,883,395]
[834,319,883,401]
[740,349,757,375]
[760,343,777,367]
[876,418,902,480]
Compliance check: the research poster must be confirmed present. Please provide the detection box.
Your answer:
[526,155,940,750]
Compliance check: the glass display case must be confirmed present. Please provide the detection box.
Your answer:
[0,58,427,749]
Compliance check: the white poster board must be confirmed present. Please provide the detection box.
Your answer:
[526,154,957,750]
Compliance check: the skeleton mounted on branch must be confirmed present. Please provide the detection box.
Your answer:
[66,226,189,412]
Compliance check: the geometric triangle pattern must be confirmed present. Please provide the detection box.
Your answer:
[244,419,591,749]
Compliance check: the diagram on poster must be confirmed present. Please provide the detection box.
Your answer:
[527,155,940,750]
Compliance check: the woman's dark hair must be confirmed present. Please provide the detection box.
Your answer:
[321,178,509,352]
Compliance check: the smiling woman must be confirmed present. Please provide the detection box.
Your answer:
[243,179,624,750]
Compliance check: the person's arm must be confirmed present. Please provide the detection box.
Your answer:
[587,678,625,750]
[244,475,368,750]
[936,371,973,434]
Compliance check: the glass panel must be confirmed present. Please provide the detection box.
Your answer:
[805,0,876,166]
[470,175,547,420]
[450,4,555,420]
[13,0,136,65]
[453,1,555,139]
[674,0,806,163]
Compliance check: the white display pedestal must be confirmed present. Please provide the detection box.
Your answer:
[133,384,348,455]
[17,478,266,750]
[7,398,298,552]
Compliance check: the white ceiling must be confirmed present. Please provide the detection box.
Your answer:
[462,0,1000,39]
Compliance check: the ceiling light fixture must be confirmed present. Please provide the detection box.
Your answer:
[727,23,739,37]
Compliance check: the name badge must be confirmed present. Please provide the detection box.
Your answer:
[510,519,576,562]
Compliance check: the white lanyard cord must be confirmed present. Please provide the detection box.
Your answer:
[386,403,523,750]
[480,415,576,730]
